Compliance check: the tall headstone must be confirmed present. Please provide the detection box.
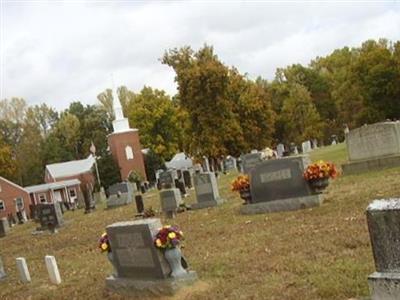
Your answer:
[159,188,182,218]
[158,170,176,189]
[366,198,400,300]
[203,156,210,172]
[223,157,237,171]
[192,172,223,209]
[301,140,312,153]
[241,153,262,174]
[16,257,31,283]
[0,217,10,238]
[342,122,400,174]
[276,144,285,158]
[105,219,197,297]
[0,256,6,280]
[37,203,64,230]
[241,155,322,214]
[182,170,193,189]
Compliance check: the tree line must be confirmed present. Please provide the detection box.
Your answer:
[0,38,399,185]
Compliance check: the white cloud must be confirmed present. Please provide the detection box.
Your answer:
[1,1,399,111]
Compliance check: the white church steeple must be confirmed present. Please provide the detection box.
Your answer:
[111,88,135,133]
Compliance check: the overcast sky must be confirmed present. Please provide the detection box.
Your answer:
[1,1,400,111]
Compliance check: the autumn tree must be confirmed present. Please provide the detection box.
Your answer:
[162,45,244,160]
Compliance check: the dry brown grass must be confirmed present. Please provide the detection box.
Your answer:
[1,143,399,299]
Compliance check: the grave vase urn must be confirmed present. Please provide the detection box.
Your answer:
[239,188,252,204]
[309,177,329,193]
[164,247,187,278]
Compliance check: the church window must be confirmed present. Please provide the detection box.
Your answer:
[125,146,134,160]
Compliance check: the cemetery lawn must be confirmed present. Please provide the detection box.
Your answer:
[1,143,399,300]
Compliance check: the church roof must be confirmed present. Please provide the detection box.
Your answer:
[165,152,193,170]
[46,156,95,179]
[25,179,81,193]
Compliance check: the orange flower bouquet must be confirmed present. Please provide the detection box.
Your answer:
[303,160,338,192]
[231,175,251,204]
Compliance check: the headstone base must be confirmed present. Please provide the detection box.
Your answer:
[191,198,224,210]
[368,271,400,300]
[105,271,198,297]
[240,194,323,215]
[342,154,400,175]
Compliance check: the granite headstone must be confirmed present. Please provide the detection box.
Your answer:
[192,172,223,209]
[105,219,197,297]
[343,122,400,174]
[0,217,10,238]
[241,153,262,174]
[159,188,182,218]
[106,182,133,208]
[241,155,322,214]
[37,203,64,230]
[301,140,312,153]
[367,198,400,299]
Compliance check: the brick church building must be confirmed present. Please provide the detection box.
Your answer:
[107,90,147,181]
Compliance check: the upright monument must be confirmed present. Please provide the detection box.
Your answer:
[107,89,147,181]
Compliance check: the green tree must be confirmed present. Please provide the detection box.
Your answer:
[127,86,183,161]
[96,151,121,191]
[280,83,323,144]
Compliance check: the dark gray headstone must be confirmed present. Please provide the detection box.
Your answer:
[224,157,237,171]
[37,203,64,230]
[0,217,10,238]
[250,155,312,203]
[241,153,262,174]
[106,219,171,279]
[366,199,400,299]
[192,172,223,209]
[0,256,6,280]
[182,170,192,189]
[158,171,176,189]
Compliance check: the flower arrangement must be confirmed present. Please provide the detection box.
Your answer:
[154,225,184,249]
[303,160,338,181]
[231,175,250,192]
[99,232,111,253]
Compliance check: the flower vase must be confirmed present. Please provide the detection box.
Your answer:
[164,247,187,278]
[309,177,329,193]
[239,188,252,204]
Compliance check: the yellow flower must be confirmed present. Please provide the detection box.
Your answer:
[168,232,176,239]
[101,243,108,251]
[156,239,162,247]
